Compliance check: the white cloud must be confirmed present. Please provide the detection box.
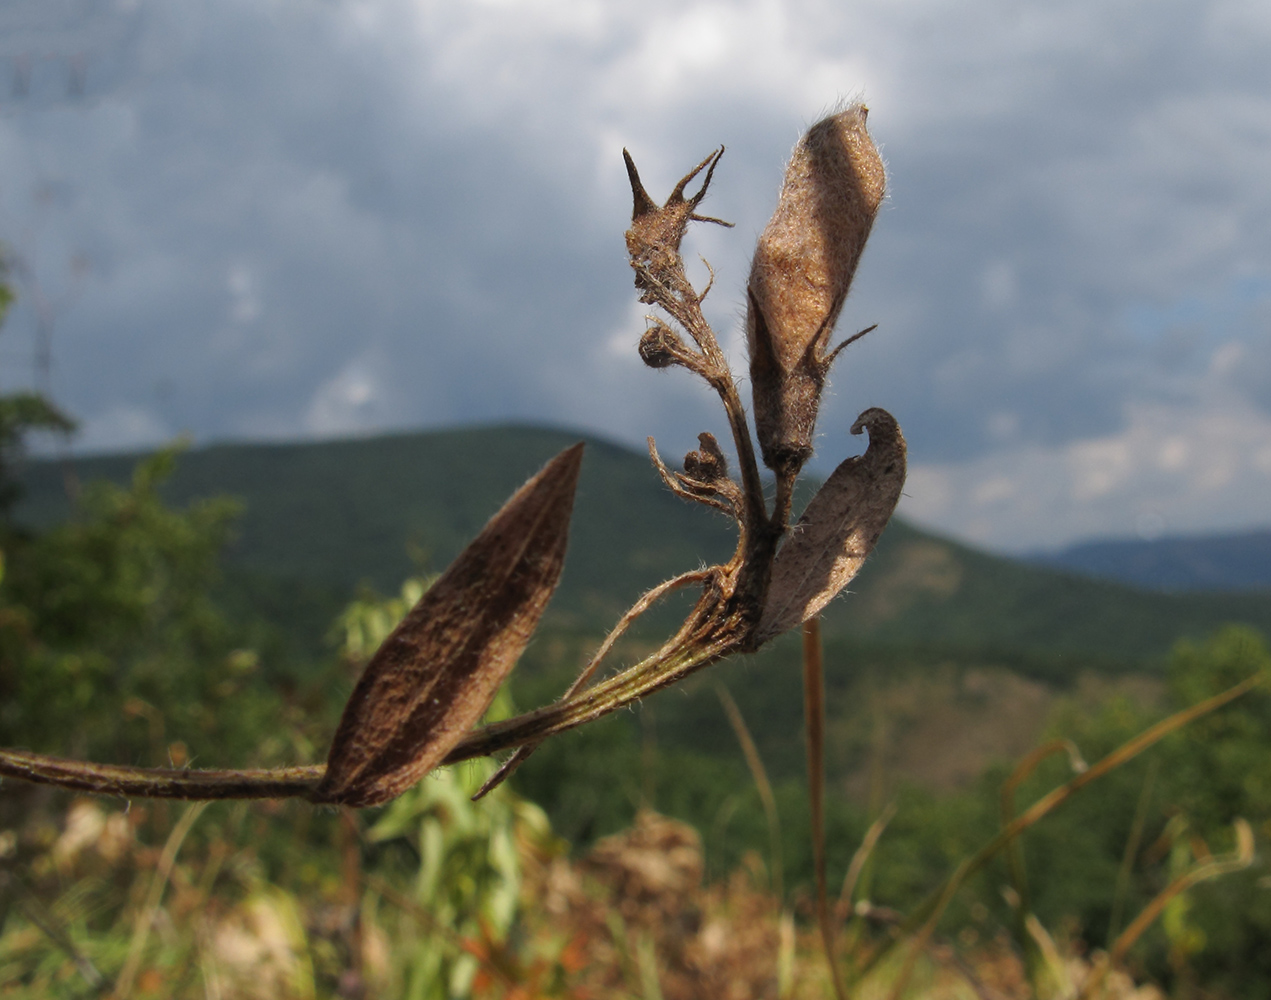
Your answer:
[303,359,383,438]
[903,394,1271,552]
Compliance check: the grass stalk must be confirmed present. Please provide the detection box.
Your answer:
[113,801,209,998]
[999,738,1087,988]
[863,668,1264,981]
[803,617,848,1000]
[838,801,896,921]
[1078,819,1255,1000]
[717,681,784,901]
[1107,757,1158,947]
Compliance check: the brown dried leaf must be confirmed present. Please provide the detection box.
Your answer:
[756,409,905,641]
[314,444,584,807]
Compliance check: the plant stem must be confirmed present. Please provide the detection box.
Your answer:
[0,750,323,800]
[803,618,848,1000]
[717,682,784,902]
[0,607,740,801]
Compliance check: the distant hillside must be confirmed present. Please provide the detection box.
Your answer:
[1031,529,1271,592]
[18,426,735,640]
[19,425,1271,672]
[19,425,1271,819]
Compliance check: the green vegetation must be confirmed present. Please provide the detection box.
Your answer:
[5,313,1271,996]
[3,430,1271,994]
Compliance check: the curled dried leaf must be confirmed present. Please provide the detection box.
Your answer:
[755,408,905,641]
[313,444,584,808]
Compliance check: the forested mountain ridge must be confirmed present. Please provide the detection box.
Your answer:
[19,424,1271,674]
[1032,529,1271,592]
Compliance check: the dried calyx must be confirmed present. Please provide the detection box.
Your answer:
[0,107,906,807]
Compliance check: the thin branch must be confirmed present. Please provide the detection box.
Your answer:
[473,567,713,799]
[0,750,323,801]
[566,569,714,699]
[446,608,742,763]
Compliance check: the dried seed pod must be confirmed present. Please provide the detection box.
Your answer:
[314,444,584,808]
[756,408,905,641]
[747,105,886,477]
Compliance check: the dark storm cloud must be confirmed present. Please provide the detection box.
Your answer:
[1,0,1270,548]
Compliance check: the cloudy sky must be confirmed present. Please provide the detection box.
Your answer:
[1,0,1269,553]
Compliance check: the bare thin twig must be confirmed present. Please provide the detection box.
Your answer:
[474,567,714,799]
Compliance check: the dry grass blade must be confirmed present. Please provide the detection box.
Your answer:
[717,682,784,901]
[999,739,1087,974]
[315,443,584,808]
[1108,758,1159,946]
[4,875,105,988]
[863,669,1265,982]
[1078,819,1255,1000]
[758,409,905,640]
[113,801,209,999]
[803,617,848,1000]
[838,801,896,920]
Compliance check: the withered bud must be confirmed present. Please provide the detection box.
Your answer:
[747,104,886,477]
[639,321,690,369]
[682,432,728,483]
[624,147,732,305]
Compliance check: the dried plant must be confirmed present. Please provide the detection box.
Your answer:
[0,105,906,807]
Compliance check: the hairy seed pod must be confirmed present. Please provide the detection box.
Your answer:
[747,104,886,477]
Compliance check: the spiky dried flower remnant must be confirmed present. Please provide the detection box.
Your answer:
[748,105,886,478]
